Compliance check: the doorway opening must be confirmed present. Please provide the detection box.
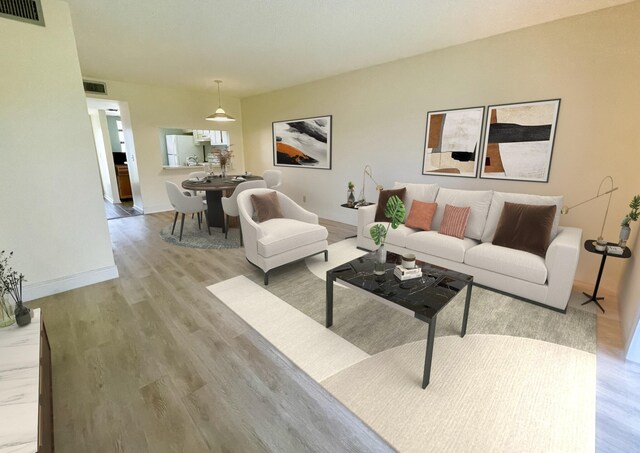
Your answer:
[86,98,143,219]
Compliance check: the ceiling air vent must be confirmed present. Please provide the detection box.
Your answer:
[83,80,108,95]
[0,0,45,26]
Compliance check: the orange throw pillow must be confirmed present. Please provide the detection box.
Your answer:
[406,201,438,231]
[439,204,471,239]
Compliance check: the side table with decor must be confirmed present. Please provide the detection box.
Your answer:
[340,202,374,239]
[583,240,631,313]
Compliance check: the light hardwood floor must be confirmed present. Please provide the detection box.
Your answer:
[28,212,639,452]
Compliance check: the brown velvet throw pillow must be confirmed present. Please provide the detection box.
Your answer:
[250,191,284,223]
[375,188,406,222]
[492,202,557,257]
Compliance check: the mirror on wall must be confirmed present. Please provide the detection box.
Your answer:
[159,128,230,168]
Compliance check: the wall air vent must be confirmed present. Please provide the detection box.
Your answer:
[83,80,108,95]
[0,0,45,26]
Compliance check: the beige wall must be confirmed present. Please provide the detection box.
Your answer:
[241,2,640,294]
[0,0,116,299]
[85,79,245,213]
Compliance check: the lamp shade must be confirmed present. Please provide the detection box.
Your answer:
[206,107,235,122]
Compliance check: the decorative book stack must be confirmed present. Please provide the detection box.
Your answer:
[394,265,422,281]
[607,245,624,255]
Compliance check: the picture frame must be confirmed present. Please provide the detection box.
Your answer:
[480,99,560,182]
[422,106,485,178]
[272,115,332,170]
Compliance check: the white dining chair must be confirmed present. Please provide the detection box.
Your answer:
[187,171,208,198]
[165,181,210,241]
[262,170,282,190]
[221,180,267,245]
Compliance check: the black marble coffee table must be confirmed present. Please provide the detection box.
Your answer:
[325,251,474,388]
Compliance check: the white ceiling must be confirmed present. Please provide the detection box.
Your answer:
[64,0,632,98]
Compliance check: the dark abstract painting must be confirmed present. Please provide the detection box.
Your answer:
[480,99,560,182]
[272,115,332,169]
[422,106,484,178]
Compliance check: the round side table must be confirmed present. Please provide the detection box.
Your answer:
[583,240,632,313]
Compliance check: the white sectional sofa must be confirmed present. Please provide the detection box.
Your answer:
[357,183,582,312]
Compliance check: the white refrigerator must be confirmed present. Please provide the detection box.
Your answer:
[166,135,202,166]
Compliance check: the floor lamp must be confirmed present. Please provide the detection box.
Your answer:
[355,164,384,207]
[561,176,618,251]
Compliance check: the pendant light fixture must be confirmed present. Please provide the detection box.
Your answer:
[206,80,235,122]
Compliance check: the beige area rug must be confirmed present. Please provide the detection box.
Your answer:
[207,239,596,452]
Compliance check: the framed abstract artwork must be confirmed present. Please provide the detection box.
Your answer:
[272,115,332,170]
[422,106,485,178]
[480,99,560,182]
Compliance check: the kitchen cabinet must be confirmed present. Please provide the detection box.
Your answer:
[115,164,132,200]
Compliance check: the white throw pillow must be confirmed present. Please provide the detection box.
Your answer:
[431,188,493,240]
[393,182,439,222]
[481,191,564,243]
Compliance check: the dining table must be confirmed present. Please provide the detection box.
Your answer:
[181,175,263,233]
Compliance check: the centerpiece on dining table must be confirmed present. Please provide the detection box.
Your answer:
[212,145,233,178]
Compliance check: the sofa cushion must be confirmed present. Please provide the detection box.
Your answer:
[364,223,416,248]
[431,188,493,240]
[493,202,557,257]
[406,231,478,263]
[464,243,548,284]
[439,205,471,239]
[257,218,328,257]
[405,200,438,230]
[375,187,406,222]
[393,182,439,221]
[481,192,563,243]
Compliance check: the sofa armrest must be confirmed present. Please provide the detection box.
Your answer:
[545,226,583,309]
[357,204,377,238]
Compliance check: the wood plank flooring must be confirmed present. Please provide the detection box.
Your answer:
[28,212,391,452]
[26,212,640,452]
[103,199,141,220]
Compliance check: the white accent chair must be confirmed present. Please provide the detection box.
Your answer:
[165,181,210,241]
[221,179,267,245]
[187,171,207,198]
[237,188,328,285]
[262,170,282,190]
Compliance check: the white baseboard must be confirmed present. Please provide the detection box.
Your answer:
[133,204,144,214]
[142,203,173,214]
[104,194,114,203]
[23,265,119,302]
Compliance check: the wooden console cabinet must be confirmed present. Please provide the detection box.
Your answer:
[0,309,54,452]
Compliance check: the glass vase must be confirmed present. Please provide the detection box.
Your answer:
[0,294,15,328]
[374,244,387,276]
[619,224,631,248]
[347,190,355,207]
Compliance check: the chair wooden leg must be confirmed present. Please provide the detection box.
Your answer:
[171,212,178,235]
[197,212,201,230]
[225,215,228,239]
[264,271,269,285]
[179,213,185,241]
[324,250,328,262]
[204,210,211,236]
[239,220,243,247]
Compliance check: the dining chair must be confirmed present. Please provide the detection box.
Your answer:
[221,180,267,245]
[262,170,282,190]
[187,171,208,198]
[165,181,210,241]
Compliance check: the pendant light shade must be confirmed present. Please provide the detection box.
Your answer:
[206,80,235,122]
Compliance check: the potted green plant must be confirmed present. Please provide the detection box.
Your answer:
[369,195,406,275]
[620,194,640,247]
[0,251,30,327]
[347,181,356,207]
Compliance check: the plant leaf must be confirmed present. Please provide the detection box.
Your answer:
[384,195,406,230]
[369,223,387,246]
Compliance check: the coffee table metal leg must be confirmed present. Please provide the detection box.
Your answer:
[461,280,473,337]
[422,315,437,389]
[326,271,334,328]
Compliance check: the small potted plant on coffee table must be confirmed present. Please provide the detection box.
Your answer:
[369,195,406,275]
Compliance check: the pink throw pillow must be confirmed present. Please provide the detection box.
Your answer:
[439,204,471,239]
